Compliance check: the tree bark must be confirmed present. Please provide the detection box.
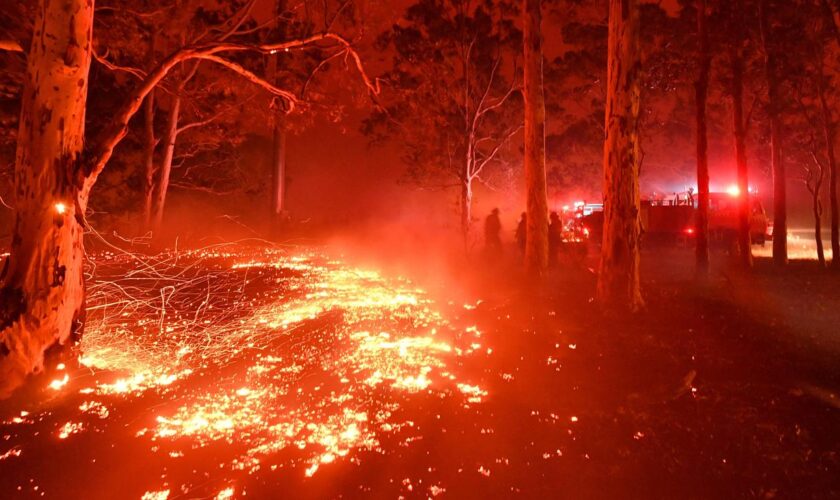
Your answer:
[151,89,182,234]
[142,31,157,231]
[0,5,379,398]
[758,0,787,265]
[816,68,840,267]
[731,0,753,268]
[597,0,644,311]
[523,0,549,276]
[694,0,711,275]
[811,176,826,267]
[267,4,287,237]
[270,112,287,232]
[151,43,197,236]
[461,177,473,245]
[0,0,92,398]
[817,0,840,267]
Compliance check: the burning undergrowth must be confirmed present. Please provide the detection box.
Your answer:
[0,244,486,498]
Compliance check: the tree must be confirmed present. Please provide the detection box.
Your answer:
[758,0,787,265]
[267,0,289,235]
[728,0,754,268]
[0,0,94,396]
[543,6,607,202]
[596,0,644,311]
[814,44,839,266]
[695,0,711,273]
[523,0,548,275]
[364,0,522,243]
[818,0,840,266]
[0,0,378,398]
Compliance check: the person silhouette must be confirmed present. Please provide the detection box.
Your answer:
[484,208,503,254]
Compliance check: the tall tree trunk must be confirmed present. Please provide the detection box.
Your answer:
[0,0,93,398]
[731,0,753,268]
[816,68,840,266]
[270,113,287,230]
[268,0,287,236]
[461,176,473,246]
[142,30,158,231]
[597,0,643,311]
[142,31,158,231]
[142,91,156,230]
[151,91,182,234]
[818,1,840,267]
[694,0,711,274]
[811,176,826,267]
[759,0,787,265]
[523,0,549,276]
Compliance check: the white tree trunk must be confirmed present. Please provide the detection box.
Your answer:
[461,176,473,245]
[151,93,182,234]
[0,0,93,397]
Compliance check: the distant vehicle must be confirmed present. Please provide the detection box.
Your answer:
[568,189,772,247]
[705,191,771,245]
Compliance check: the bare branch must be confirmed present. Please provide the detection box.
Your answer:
[85,32,380,189]
[473,56,502,123]
[199,54,298,105]
[93,49,147,79]
[196,0,259,43]
[169,182,239,196]
[95,6,168,19]
[176,100,240,135]
[302,49,346,98]
[473,125,523,176]
[326,0,353,33]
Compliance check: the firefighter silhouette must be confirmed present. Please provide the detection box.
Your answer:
[484,208,503,254]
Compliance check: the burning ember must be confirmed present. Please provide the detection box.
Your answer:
[0,246,485,497]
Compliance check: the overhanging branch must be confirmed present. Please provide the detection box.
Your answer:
[84,32,380,191]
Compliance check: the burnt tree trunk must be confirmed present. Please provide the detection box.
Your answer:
[759,0,787,265]
[694,0,711,274]
[523,0,549,276]
[731,0,753,268]
[597,0,643,311]
[0,0,92,398]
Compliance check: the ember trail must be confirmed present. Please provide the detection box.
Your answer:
[0,246,485,498]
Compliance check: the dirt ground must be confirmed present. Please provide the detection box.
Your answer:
[0,244,838,499]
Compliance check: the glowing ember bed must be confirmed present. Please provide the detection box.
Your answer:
[0,247,487,499]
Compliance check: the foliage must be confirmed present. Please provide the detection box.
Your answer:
[363,0,523,195]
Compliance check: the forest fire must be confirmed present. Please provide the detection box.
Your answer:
[3,0,840,496]
[0,247,486,497]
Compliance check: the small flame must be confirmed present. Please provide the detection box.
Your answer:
[54,202,67,215]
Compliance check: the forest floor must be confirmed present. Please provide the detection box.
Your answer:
[0,242,838,499]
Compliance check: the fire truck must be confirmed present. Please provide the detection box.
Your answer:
[570,189,772,247]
